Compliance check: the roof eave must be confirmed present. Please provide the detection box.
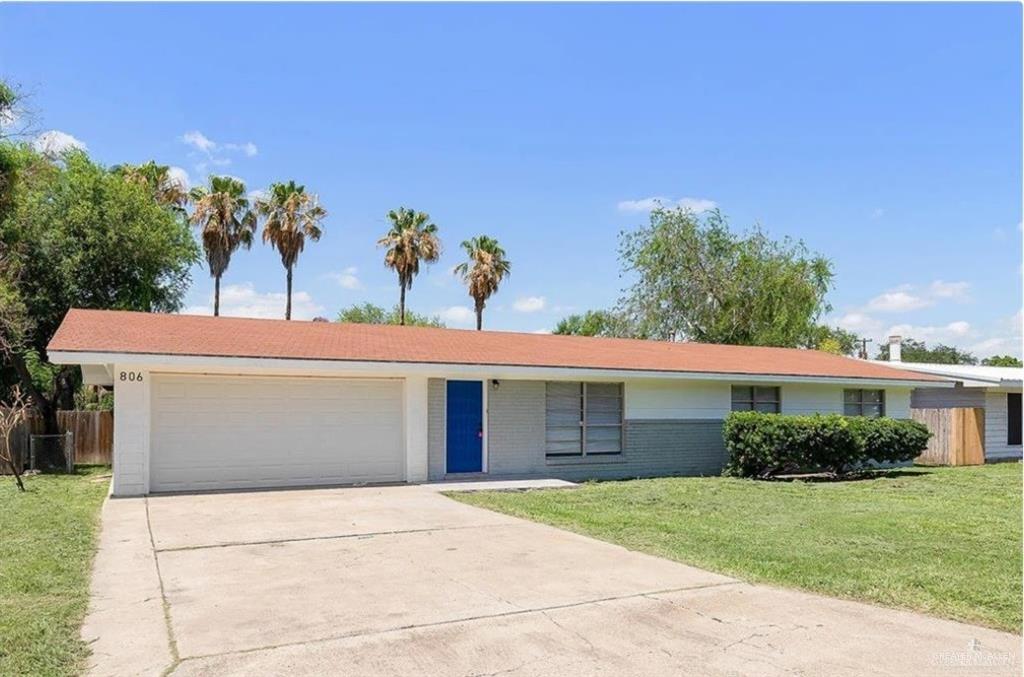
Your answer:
[47,349,952,388]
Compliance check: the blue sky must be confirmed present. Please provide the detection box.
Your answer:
[3,3,1021,356]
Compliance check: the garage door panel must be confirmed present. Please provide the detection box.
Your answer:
[150,375,405,492]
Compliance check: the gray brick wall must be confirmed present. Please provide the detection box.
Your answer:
[486,380,726,480]
[487,380,547,475]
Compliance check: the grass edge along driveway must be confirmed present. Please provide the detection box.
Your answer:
[450,463,1022,634]
[0,466,110,677]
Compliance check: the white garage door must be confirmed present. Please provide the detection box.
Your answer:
[150,374,405,492]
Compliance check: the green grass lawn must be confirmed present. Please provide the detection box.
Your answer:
[0,466,110,677]
[451,463,1022,633]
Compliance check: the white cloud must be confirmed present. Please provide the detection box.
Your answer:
[928,280,970,302]
[863,280,971,313]
[676,197,718,213]
[247,187,267,202]
[438,305,475,325]
[870,208,885,219]
[167,166,191,191]
[617,196,717,213]
[968,310,1023,358]
[181,130,215,153]
[866,290,931,313]
[513,296,546,313]
[834,305,1020,361]
[618,197,666,212]
[531,328,552,335]
[885,321,973,344]
[32,130,86,157]
[224,141,258,157]
[180,130,259,174]
[326,267,362,290]
[182,282,323,320]
[836,312,882,334]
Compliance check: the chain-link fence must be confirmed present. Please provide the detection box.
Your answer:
[28,431,74,473]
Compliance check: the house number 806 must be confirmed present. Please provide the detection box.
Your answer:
[119,371,143,382]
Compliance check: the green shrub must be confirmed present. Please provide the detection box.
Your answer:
[723,412,931,478]
[846,416,932,465]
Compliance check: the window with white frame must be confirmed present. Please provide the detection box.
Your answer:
[843,389,885,417]
[731,386,781,413]
[545,382,623,457]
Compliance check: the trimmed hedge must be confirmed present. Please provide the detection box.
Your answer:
[722,412,931,478]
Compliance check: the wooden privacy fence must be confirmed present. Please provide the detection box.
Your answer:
[1,409,113,472]
[912,407,985,466]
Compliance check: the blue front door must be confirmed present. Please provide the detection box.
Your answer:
[446,380,483,473]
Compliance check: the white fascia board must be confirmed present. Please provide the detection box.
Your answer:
[47,350,953,389]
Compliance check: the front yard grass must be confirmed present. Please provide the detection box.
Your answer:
[0,466,110,676]
[451,463,1022,633]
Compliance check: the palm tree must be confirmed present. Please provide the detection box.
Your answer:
[188,176,257,316]
[377,207,441,325]
[115,161,189,212]
[256,181,327,320]
[454,236,511,331]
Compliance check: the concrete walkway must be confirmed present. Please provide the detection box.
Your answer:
[82,485,1020,676]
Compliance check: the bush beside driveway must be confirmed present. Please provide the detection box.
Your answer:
[0,466,109,676]
[452,463,1023,633]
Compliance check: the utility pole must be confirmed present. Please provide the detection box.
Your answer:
[857,337,873,360]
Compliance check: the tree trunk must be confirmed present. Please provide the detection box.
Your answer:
[2,442,25,492]
[54,366,75,411]
[214,275,221,317]
[8,350,54,430]
[475,300,483,331]
[285,266,293,320]
[6,350,66,468]
[399,285,406,326]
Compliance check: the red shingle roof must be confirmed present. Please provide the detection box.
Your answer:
[48,309,943,383]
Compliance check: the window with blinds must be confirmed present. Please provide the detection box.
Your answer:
[731,386,781,413]
[843,389,885,417]
[545,382,623,457]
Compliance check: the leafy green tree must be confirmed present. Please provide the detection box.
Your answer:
[0,81,17,128]
[553,309,637,338]
[981,355,1022,367]
[256,181,327,320]
[618,208,833,346]
[336,302,445,328]
[0,145,198,463]
[378,207,441,325]
[453,236,511,330]
[0,78,33,141]
[875,338,977,365]
[812,326,860,356]
[189,176,257,316]
[114,161,189,212]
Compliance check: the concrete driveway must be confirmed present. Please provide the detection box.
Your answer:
[83,484,1019,676]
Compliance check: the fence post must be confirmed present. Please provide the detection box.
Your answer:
[65,430,74,473]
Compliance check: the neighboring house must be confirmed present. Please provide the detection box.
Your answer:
[874,337,1023,462]
[48,309,947,496]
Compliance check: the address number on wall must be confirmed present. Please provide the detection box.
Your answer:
[119,371,143,382]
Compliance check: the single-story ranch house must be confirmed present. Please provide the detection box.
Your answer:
[48,309,948,496]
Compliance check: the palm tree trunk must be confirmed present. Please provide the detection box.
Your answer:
[475,300,483,331]
[214,275,221,317]
[399,284,406,326]
[286,266,293,320]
